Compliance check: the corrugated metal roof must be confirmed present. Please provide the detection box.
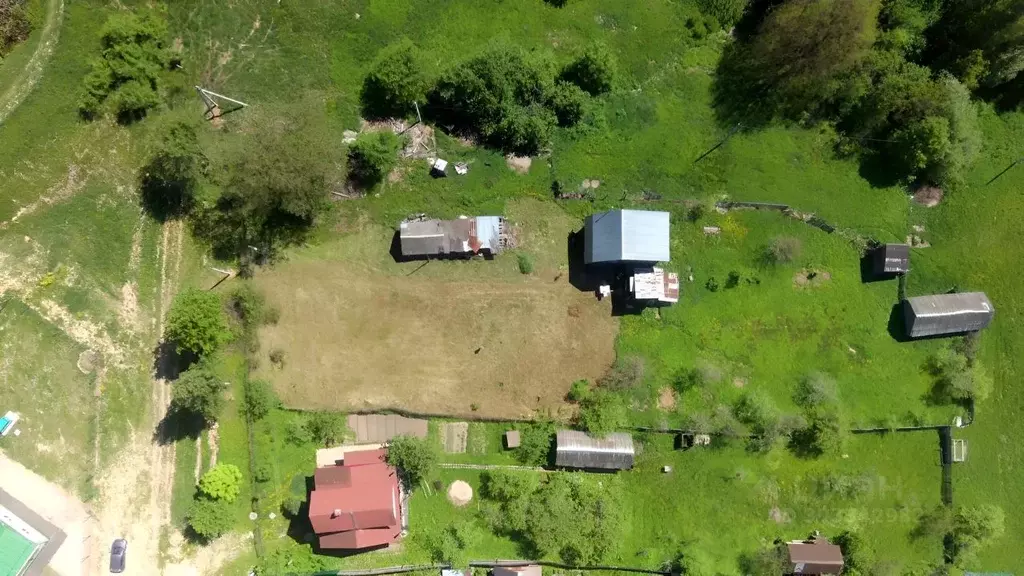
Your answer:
[875,244,910,274]
[904,292,994,338]
[399,216,505,257]
[347,414,428,444]
[555,430,635,470]
[584,210,670,264]
[630,267,679,303]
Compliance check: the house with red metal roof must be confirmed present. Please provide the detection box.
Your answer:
[308,448,404,550]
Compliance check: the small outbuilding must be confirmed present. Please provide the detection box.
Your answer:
[492,566,542,576]
[629,267,680,305]
[787,536,844,575]
[504,430,521,449]
[584,209,671,265]
[555,430,634,471]
[903,292,994,338]
[873,243,910,275]
[399,216,506,259]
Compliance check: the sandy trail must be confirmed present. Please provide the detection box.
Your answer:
[91,220,181,575]
[0,0,64,125]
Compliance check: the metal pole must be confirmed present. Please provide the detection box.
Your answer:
[985,157,1023,185]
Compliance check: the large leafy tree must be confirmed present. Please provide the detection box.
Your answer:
[523,474,623,565]
[164,288,231,357]
[140,120,207,220]
[186,496,233,540]
[386,434,438,486]
[198,464,243,502]
[303,411,348,447]
[361,39,428,118]
[171,365,226,423]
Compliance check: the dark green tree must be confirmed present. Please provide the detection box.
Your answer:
[576,390,626,435]
[141,120,206,220]
[171,365,226,424]
[361,39,428,118]
[548,81,589,127]
[241,379,278,422]
[348,131,402,187]
[165,288,230,357]
[304,411,348,447]
[523,474,623,565]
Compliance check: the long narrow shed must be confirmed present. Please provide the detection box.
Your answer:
[903,292,994,338]
[555,430,635,471]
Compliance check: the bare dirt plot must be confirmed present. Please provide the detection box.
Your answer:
[254,247,617,419]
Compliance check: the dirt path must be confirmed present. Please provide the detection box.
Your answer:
[0,0,65,125]
[91,220,182,575]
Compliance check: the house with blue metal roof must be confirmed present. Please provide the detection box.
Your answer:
[583,209,671,265]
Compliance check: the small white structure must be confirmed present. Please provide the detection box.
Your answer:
[0,411,19,436]
[629,267,680,304]
[598,284,612,300]
[454,162,469,175]
[431,158,449,176]
[952,439,967,463]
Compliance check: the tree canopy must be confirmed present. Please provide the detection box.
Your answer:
[186,496,233,541]
[361,39,428,118]
[198,464,243,502]
[386,434,438,487]
[170,365,226,424]
[164,288,231,357]
[141,120,207,221]
[348,131,403,187]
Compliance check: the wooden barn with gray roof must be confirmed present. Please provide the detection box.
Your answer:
[555,430,635,471]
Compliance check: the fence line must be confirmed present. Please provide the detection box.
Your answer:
[470,559,671,575]
[313,563,451,576]
[439,463,551,472]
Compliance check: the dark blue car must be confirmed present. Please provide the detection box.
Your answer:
[109,539,127,573]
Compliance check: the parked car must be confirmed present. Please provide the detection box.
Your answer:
[109,538,127,573]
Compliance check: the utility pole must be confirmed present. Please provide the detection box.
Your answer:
[694,123,742,164]
[195,86,248,119]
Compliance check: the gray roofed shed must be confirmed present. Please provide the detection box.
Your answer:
[399,216,503,258]
[874,243,910,274]
[904,292,994,338]
[555,430,635,470]
[584,209,671,264]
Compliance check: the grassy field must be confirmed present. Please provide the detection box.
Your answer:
[253,199,617,419]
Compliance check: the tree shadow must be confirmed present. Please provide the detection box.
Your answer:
[285,478,317,547]
[710,42,776,130]
[860,252,897,284]
[886,303,911,343]
[152,341,194,382]
[856,149,906,189]
[787,428,823,459]
[153,408,205,446]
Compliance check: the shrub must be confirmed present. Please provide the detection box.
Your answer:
[285,418,313,445]
[348,131,402,187]
[281,495,303,517]
[241,379,278,422]
[598,357,645,392]
[229,283,267,326]
[198,464,243,502]
[795,372,840,409]
[725,271,741,289]
[577,390,626,435]
[140,120,206,221]
[253,462,272,483]
[548,81,588,127]
[561,44,616,96]
[269,348,285,368]
[711,404,747,443]
[927,345,993,403]
[360,39,428,118]
[833,531,871,575]
[78,11,168,121]
[523,474,624,565]
[705,277,719,292]
[517,253,534,274]
[493,104,555,154]
[567,379,591,402]
[696,0,749,29]
[387,435,438,487]
[950,504,1005,566]
[765,236,801,264]
[186,496,233,540]
[687,204,706,222]
[734,391,788,452]
[0,1,32,58]
[170,365,226,424]
[791,409,847,457]
[165,288,231,357]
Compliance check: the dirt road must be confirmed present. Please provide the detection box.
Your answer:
[0,0,64,125]
[91,220,182,575]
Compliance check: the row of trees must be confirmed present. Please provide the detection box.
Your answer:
[361,40,616,154]
[715,0,1022,189]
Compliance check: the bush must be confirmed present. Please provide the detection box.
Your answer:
[705,277,719,292]
[253,462,272,483]
[140,120,206,221]
[229,283,267,326]
[387,435,438,487]
[696,0,749,29]
[950,504,1005,566]
[428,45,562,154]
[598,356,645,391]
[517,253,534,274]
[791,409,847,457]
[561,44,616,96]
[927,345,993,403]
[577,390,626,435]
[0,1,32,58]
[548,81,588,127]
[795,372,840,409]
[361,39,428,118]
[165,288,231,357]
[833,531,871,575]
[198,464,243,502]
[523,474,623,565]
[186,496,233,541]
[241,379,278,422]
[567,379,591,402]
[765,236,801,264]
[281,495,303,517]
[348,131,402,187]
[171,365,226,424]
[481,470,538,502]
[78,11,168,121]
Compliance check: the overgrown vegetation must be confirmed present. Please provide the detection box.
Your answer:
[164,288,231,357]
[170,363,226,424]
[140,120,207,221]
[348,131,402,187]
[0,0,33,58]
[926,339,993,403]
[387,434,438,487]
